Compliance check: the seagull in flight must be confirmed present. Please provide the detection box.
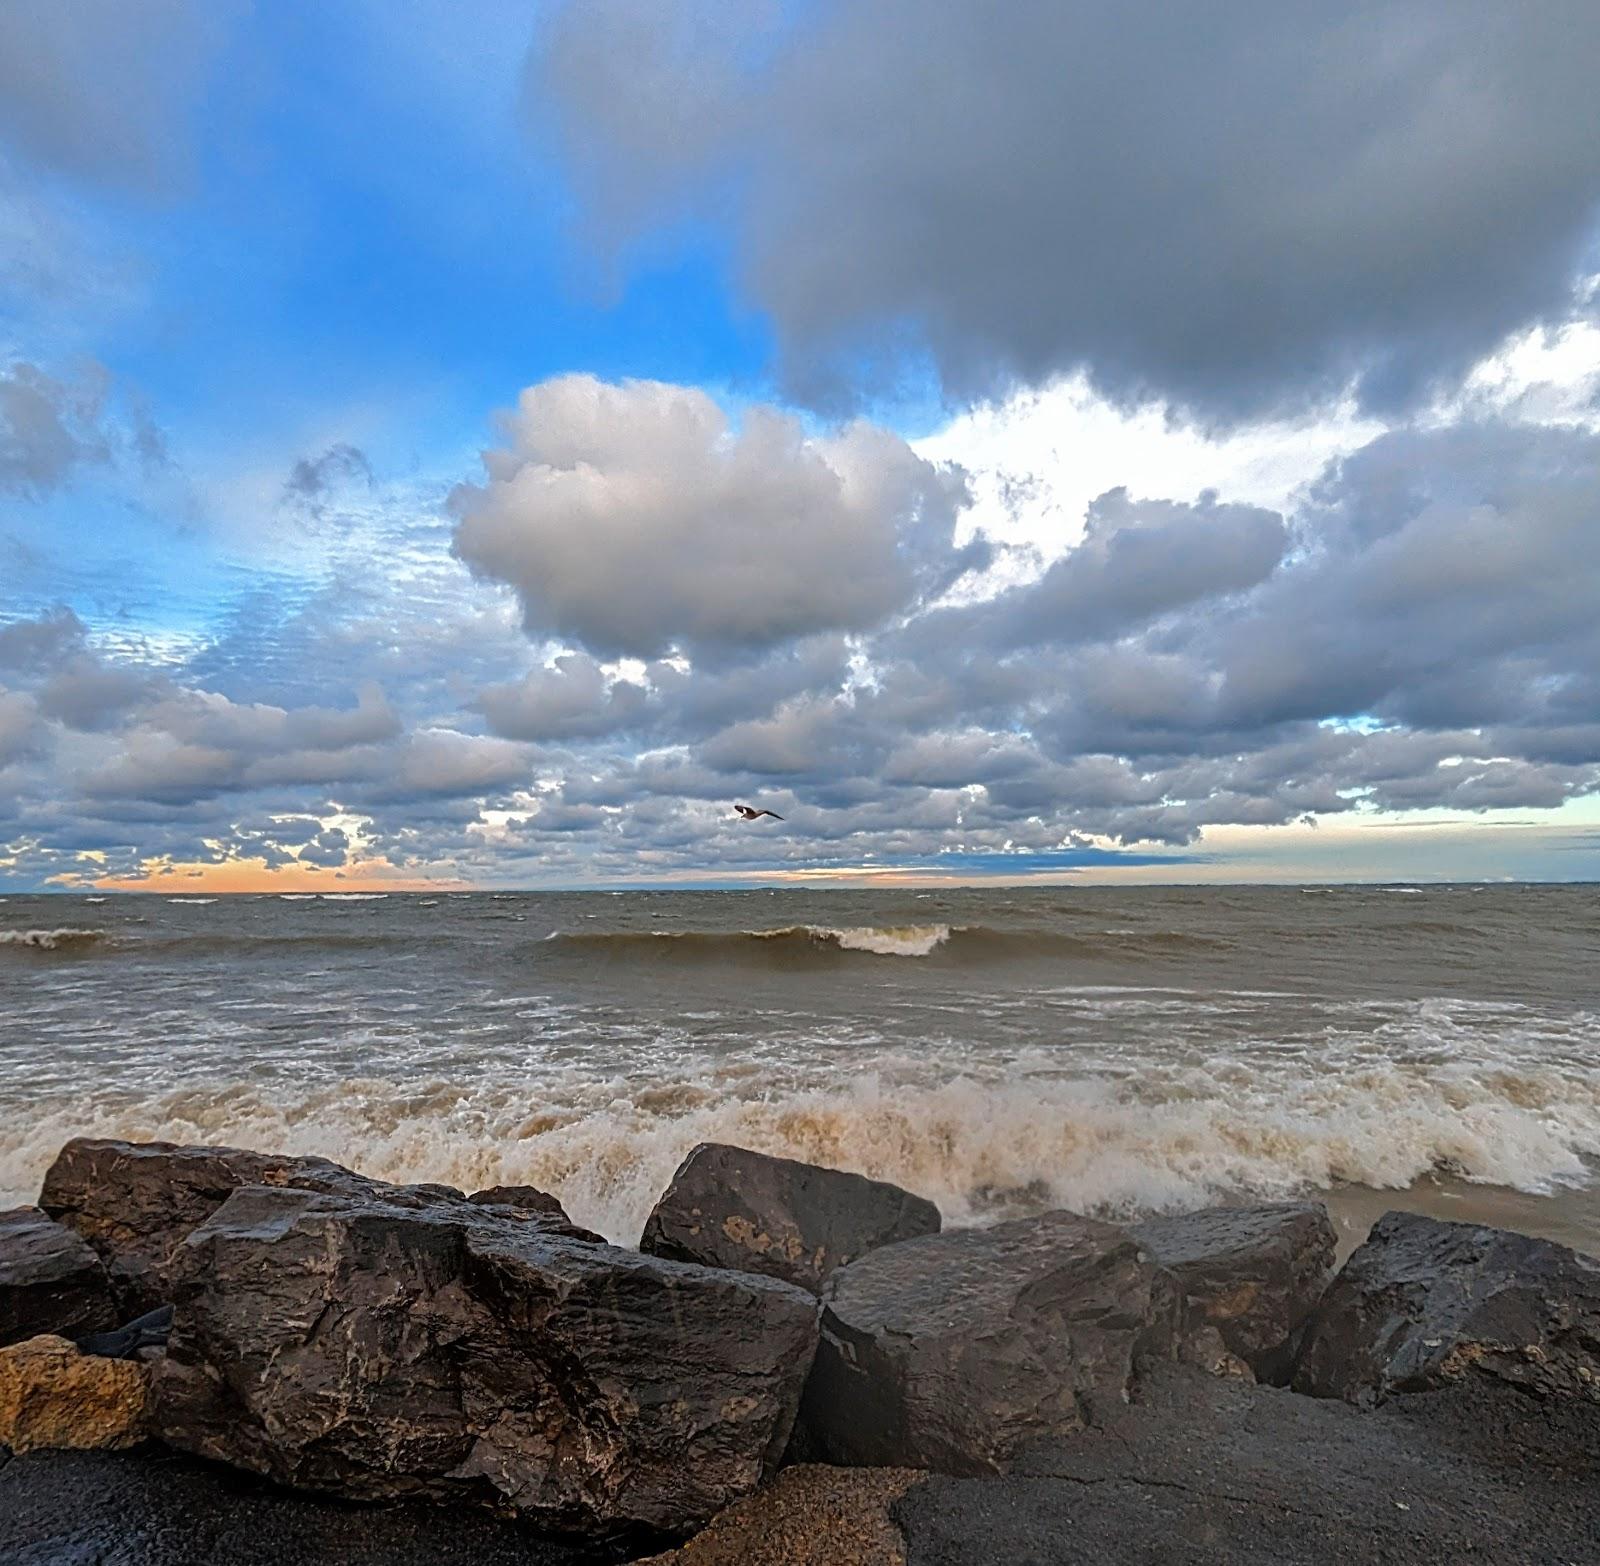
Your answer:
[734,803,784,822]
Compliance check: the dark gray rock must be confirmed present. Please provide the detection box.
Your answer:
[0,1447,619,1565]
[39,1138,584,1313]
[76,1303,174,1360]
[468,1185,604,1244]
[1131,1202,1335,1381]
[639,1143,940,1294]
[0,1205,118,1348]
[1292,1210,1600,1405]
[151,1183,821,1536]
[801,1211,1180,1473]
[895,1366,1600,1565]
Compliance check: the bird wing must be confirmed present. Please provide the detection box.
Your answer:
[760,810,784,820]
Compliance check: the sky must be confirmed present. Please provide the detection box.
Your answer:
[2,0,1600,892]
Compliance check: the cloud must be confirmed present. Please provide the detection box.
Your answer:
[535,0,1600,419]
[284,444,376,507]
[985,488,1289,648]
[0,0,239,194]
[451,374,973,659]
[0,690,40,767]
[0,363,112,495]
[5,387,1599,887]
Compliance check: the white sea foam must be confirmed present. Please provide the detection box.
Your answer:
[166,898,217,905]
[277,894,317,900]
[0,928,106,952]
[813,924,952,957]
[320,893,388,901]
[3,1040,1596,1243]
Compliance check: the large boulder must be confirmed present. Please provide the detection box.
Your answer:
[1292,1211,1600,1405]
[151,1182,821,1536]
[1131,1203,1335,1381]
[467,1185,604,1244]
[39,1137,591,1313]
[0,1334,150,1453]
[0,1206,118,1348]
[800,1211,1180,1473]
[639,1143,941,1294]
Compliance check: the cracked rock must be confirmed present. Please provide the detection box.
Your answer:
[150,1182,820,1536]
[1292,1210,1600,1404]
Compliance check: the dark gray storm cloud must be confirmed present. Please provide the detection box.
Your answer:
[533,0,1600,418]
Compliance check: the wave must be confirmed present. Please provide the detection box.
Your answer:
[6,1041,1595,1244]
[0,928,108,954]
[537,922,1229,966]
[166,897,218,905]
[321,892,388,901]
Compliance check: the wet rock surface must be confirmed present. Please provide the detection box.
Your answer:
[0,1204,118,1348]
[1292,1210,1600,1404]
[152,1182,820,1535]
[40,1138,478,1314]
[639,1143,941,1294]
[467,1185,606,1243]
[802,1211,1180,1472]
[0,1447,617,1565]
[0,1332,150,1453]
[1132,1202,1336,1381]
[894,1366,1600,1564]
[7,1370,1597,1565]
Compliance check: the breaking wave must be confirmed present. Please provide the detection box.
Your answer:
[537,923,1228,965]
[0,928,108,954]
[4,1047,1596,1245]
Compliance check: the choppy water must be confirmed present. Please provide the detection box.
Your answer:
[2,885,1598,1255]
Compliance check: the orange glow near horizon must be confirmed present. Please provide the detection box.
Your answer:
[64,856,471,895]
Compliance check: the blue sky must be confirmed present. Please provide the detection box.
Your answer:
[3,1,1600,890]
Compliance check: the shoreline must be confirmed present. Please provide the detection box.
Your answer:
[4,1134,1599,1562]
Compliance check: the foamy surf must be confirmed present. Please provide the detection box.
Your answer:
[3,1045,1597,1245]
[785,924,952,957]
[0,928,107,953]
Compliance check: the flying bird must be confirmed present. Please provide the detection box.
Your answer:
[734,803,784,822]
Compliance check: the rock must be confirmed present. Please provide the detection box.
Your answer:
[0,1334,150,1453]
[467,1185,605,1244]
[1291,1211,1600,1405]
[801,1211,1180,1474]
[151,1182,821,1536]
[39,1137,577,1313]
[1176,1323,1255,1382]
[639,1464,921,1566]
[0,1205,118,1348]
[1131,1203,1335,1381]
[639,1144,941,1294]
[76,1303,175,1360]
[894,1366,1600,1566]
[0,1447,609,1566]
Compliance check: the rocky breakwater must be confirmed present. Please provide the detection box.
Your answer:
[5,1135,1600,1563]
[16,1137,820,1540]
